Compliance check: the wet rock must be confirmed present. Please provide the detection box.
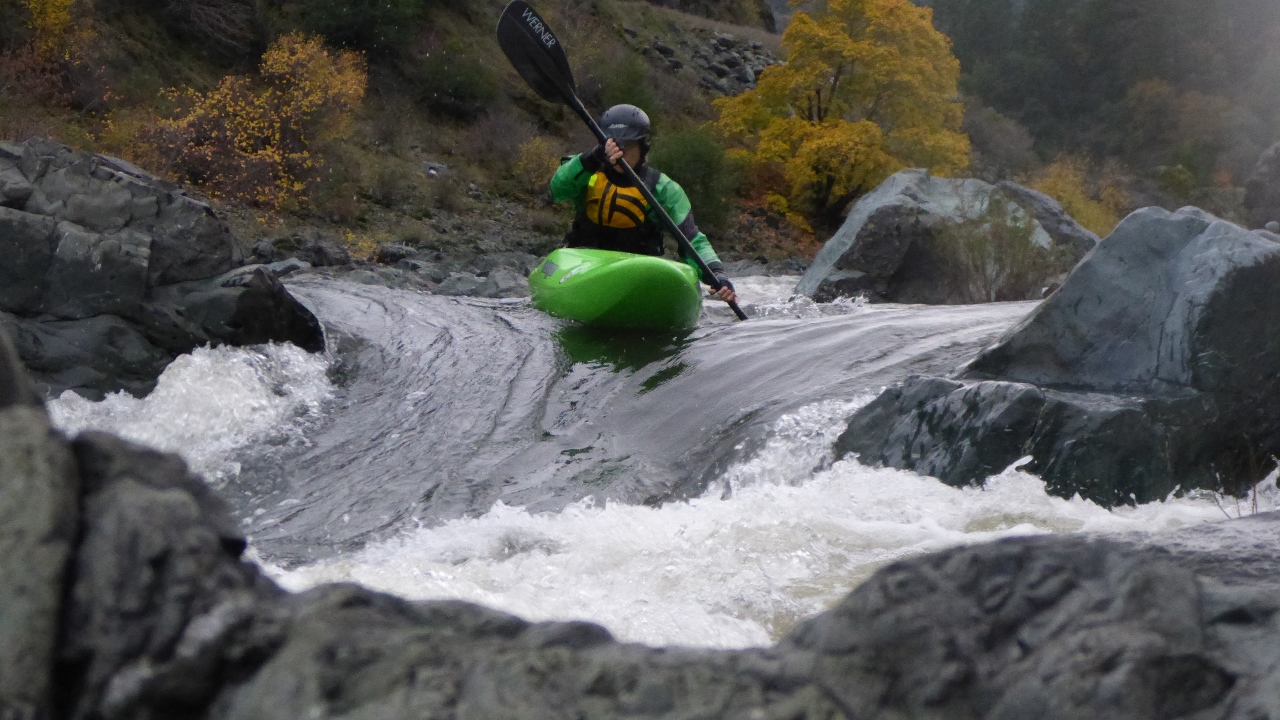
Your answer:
[436,272,482,296]
[966,208,1276,393]
[471,251,541,276]
[839,207,1280,505]
[299,235,350,267]
[143,266,325,355]
[0,206,58,314]
[0,333,77,720]
[57,432,283,720]
[42,223,151,320]
[797,169,1082,304]
[414,262,451,283]
[0,140,323,397]
[476,268,531,298]
[0,311,171,398]
[782,535,1253,719]
[250,239,274,262]
[373,243,415,265]
[0,155,34,207]
[264,257,311,279]
[263,231,352,268]
[652,40,676,57]
[14,140,241,286]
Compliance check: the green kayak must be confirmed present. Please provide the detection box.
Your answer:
[529,248,704,331]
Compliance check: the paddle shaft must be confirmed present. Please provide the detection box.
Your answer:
[564,96,749,321]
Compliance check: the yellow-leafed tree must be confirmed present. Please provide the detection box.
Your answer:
[158,33,367,210]
[712,0,970,226]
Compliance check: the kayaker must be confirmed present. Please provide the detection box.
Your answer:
[549,104,738,305]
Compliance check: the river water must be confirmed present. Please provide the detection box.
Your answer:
[46,276,1274,649]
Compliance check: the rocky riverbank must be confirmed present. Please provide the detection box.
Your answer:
[0,140,323,398]
[839,205,1280,506]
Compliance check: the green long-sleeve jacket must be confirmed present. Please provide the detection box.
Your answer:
[550,153,725,283]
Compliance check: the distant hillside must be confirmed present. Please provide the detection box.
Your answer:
[0,0,813,261]
[921,0,1280,191]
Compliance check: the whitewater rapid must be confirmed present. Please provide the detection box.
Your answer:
[47,276,1270,649]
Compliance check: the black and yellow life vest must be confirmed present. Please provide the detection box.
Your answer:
[567,165,664,256]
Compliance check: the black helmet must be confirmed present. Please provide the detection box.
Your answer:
[600,104,651,145]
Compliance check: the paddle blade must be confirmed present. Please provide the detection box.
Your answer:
[497,1,576,105]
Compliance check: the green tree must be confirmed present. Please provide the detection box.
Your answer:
[649,128,739,232]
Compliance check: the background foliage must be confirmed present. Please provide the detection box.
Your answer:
[924,0,1280,189]
[712,0,970,227]
[156,34,367,210]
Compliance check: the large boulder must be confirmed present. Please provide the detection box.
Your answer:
[5,139,239,285]
[0,140,323,397]
[0,333,78,720]
[838,206,1280,505]
[796,169,1097,304]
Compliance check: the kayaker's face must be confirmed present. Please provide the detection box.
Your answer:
[616,142,642,168]
[603,138,645,169]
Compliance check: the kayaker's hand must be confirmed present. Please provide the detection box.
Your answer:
[604,138,624,167]
[712,274,736,304]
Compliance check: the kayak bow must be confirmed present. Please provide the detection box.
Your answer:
[529,248,703,331]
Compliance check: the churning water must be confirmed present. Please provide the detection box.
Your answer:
[47,276,1268,649]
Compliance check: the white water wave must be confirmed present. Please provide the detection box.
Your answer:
[706,275,867,321]
[268,399,1251,650]
[48,343,333,485]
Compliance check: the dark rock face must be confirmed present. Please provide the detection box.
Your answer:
[838,206,1280,505]
[4,326,1280,719]
[57,432,279,720]
[4,140,238,285]
[0,139,323,397]
[252,230,353,268]
[0,312,171,398]
[0,333,77,720]
[796,169,1095,304]
[781,535,1274,720]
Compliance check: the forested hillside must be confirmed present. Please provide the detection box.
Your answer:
[2,0,1277,258]
[0,0,808,259]
[924,0,1280,201]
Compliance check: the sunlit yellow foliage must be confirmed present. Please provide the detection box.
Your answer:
[159,33,367,210]
[711,0,969,223]
[1031,156,1130,238]
[341,229,383,260]
[23,0,74,58]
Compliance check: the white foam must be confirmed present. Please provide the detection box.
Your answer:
[705,275,866,321]
[47,344,333,485]
[267,398,1251,649]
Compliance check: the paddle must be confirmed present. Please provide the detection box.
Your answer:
[496,0,749,322]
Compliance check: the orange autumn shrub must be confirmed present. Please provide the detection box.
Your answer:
[157,33,366,210]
